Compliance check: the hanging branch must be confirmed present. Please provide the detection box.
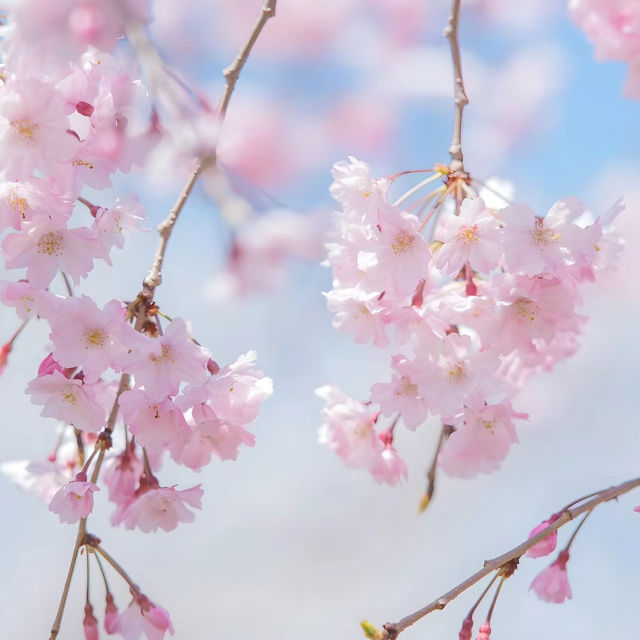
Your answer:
[444,0,469,175]
[368,475,640,640]
[137,0,278,310]
[48,3,278,637]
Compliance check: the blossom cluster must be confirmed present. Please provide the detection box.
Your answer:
[0,3,273,638]
[317,157,622,485]
[570,0,640,99]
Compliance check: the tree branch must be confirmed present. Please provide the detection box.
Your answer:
[377,475,640,639]
[49,4,279,635]
[444,0,469,175]
[138,0,278,306]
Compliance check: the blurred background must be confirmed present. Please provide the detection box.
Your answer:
[2,0,640,638]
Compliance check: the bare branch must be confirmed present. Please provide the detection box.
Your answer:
[444,0,469,175]
[138,0,278,307]
[378,475,640,639]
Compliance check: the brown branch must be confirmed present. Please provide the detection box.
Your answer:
[137,0,278,309]
[48,373,129,638]
[377,475,640,639]
[444,0,469,175]
[419,424,453,512]
[217,0,277,119]
[49,522,87,639]
[49,5,279,635]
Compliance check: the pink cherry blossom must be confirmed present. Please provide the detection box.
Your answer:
[26,370,105,432]
[2,215,99,287]
[117,595,174,640]
[179,403,255,470]
[122,318,209,401]
[181,351,273,426]
[370,355,430,430]
[329,156,389,221]
[0,279,47,319]
[570,0,640,64]
[317,384,406,485]
[118,389,190,456]
[438,399,527,478]
[113,484,203,533]
[500,198,590,278]
[530,550,573,603]
[434,197,501,276]
[48,474,100,523]
[93,195,148,258]
[370,444,408,486]
[103,444,144,505]
[0,78,78,180]
[418,333,501,418]
[360,203,432,300]
[325,286,390,347]
[47,296,131,383]
[0,179,70,231]
[526,514,561,558]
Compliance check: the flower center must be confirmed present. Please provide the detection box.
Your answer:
[447,362,467,384]
[512,297,537,323]
[391,231,415,255]
[11,119,39,141]
[62,390,77,405]
[396,376,418,398]
[7,191,29,218]
[455,224,479,246]
[532,219,559,247]
[37,232,64,256]
[151,344,176,367]
[83,328,106,348]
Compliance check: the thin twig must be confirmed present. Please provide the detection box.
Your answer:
[48,373,129,638]
[444,0,469,174]
[49,524,87,639]
[393,173,444,207]
[61,272,74,297]
[378,475,640,639]
[49,3,279,634]
[218,0,277,119]
[419,424,453,512]
[137,0,278,311]
[90,544,139,592]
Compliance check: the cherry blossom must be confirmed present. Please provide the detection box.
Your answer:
[438,399,527,478]
[434,197,501,276]
[112,484,204,533]
[2,215,99,287]
[48,474,100,523]
[26,370,105,432]
[122,319,209,401]
[47,296,131,383]
[530,550,573,603]
[319,158,621,483]
[117,595,174,640]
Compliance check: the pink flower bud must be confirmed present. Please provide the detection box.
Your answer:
[458,614,473,640]
[0,342,11,375]
[83,603,99,640]
[526,514,560,558]
[475,622,491,640]
[104,593,119,634]
[76,101,95,117]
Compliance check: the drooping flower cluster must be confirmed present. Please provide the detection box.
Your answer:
[570,0,640,99]
[0,3,273,638]
[317,157,622,485]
